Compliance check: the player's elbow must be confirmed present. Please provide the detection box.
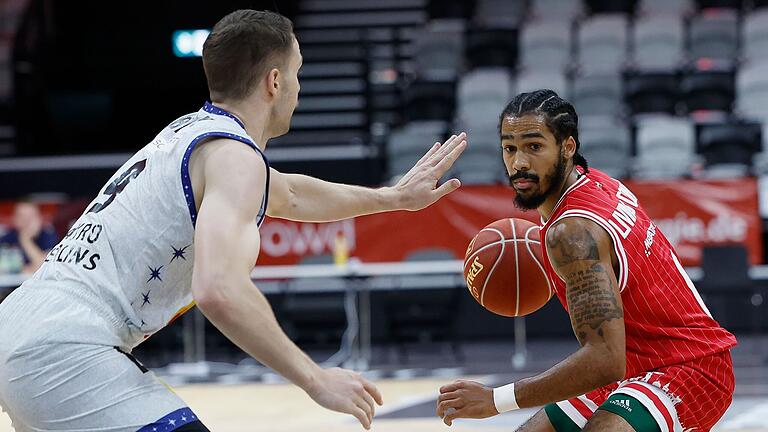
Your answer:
[192,273,232,318]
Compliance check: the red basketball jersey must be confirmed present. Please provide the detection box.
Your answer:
[539,168,737,378]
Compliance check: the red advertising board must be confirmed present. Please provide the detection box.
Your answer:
[255,179,762,266]
[0,179,760,267]
[626,178,762,265]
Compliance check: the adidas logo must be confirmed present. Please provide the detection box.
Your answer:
[609,399,633,412]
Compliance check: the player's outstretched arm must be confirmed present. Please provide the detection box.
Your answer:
[266,132,467,222]
[191,140,383,429]
[437,217,626,426]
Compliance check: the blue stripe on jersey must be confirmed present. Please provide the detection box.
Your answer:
[138,407,199,431]
[202,101,246,129]
[180,132,270,227]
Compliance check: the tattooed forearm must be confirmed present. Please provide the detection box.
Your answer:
[547,225,599,267]
[513,220,627,408]
[546,221,624,346]
[515,219,627,406]
[566,263,623,344]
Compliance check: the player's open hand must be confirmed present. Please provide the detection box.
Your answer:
[393,132,467,211]
[436,379,498,426]
[306,367,384,430]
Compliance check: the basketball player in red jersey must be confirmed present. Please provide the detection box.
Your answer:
[436,89,737,431]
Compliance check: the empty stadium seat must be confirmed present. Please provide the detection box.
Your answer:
[577,14,629,73]
[403,79,456,122]
[473,0,528,28]
[458,68,514,104]
[699,122,761,176]
[682,68,735,112]
[579,118,632,178]
[632,16,685,69]
[571,73,624,116]
[456,68,514,126]
[412,19,465,81]
[586,0,637,14]
[634,115,696,178]
[515,69,568,98]
[427,0,471,19]
[387,121,448,180]
[625,72,680,114]
[637,0,694,16]
[519,21,572,70]
[736,61,768,119]
[696,0,743,9]
[743,10,768,64]
[465,26,518,69]
[529,0,584,22]
[456,99,509,129]
[689,9,739,62]
[448,143,505,184]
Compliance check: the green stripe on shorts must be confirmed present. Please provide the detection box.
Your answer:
[599,393,661,432]
[544,403,582,432]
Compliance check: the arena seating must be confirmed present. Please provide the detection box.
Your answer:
[377,0,768,181]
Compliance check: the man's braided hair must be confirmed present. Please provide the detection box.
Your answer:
[499,89,589,172]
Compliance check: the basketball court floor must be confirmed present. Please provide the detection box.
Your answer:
[2,378,765,431]
[0,338,766,431]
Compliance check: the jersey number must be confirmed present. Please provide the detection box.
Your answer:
[88,159,147,214]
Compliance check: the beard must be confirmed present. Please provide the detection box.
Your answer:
[509,150,568,210]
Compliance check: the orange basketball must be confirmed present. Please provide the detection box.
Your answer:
[463,218,552,317]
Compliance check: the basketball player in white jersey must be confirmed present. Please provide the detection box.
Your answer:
[0,10,467,431]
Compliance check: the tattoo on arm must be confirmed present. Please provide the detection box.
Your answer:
[547,224,623,346]
[567,263,623,344]
[547,227,599,267]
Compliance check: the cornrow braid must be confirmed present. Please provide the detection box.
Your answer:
[499,89,589,172]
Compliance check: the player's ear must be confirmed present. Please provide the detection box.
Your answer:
[563,136,576,158]
[266,68,280,98]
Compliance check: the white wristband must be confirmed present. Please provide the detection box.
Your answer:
[493,382,520,413]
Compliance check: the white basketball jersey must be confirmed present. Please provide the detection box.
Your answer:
[26,102,269,348]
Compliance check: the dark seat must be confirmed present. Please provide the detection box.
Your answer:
[465,26,518,70]
[689,9,739,62]
[681,69,735,112]
[624,72,680,115]
[698,245,762,333]
[699,122,761,168]
[403,79,456,122]
[427,0,473,19]
[586,0,637,13]
[572,73,624,116]
[696,0,743,8]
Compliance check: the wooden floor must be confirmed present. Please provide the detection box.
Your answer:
[172,377,456,432]
[0,378,471,432]
[0,378,766,431]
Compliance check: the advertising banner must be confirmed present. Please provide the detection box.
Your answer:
[0,179,759,267]
[255,178,762,266]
